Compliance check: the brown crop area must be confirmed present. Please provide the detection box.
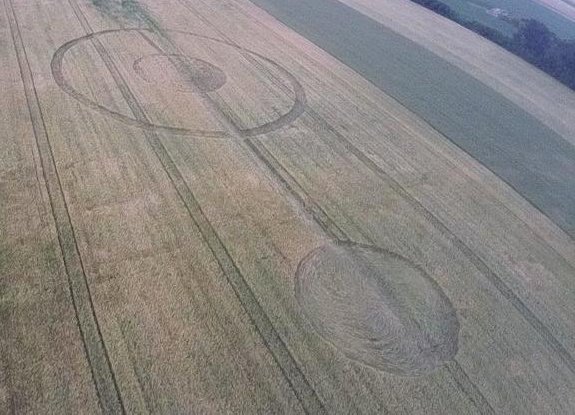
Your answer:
[2,0,575,413]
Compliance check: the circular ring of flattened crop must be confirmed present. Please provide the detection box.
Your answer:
[295,241,460,376]
[51,29,306,138]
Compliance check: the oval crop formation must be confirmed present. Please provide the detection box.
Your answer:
[133,54,228,93]
[296,243,459,376]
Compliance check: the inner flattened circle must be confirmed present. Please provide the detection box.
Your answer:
[133,54,226,93]
[296,242,459,376]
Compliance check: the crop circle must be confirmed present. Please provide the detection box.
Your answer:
[51,29,306,138]
[133,54,227,93]
[296,242,459,376]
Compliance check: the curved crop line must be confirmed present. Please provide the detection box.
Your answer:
[50,28,306,139]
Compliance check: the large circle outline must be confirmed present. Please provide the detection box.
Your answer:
[51,29,307,138]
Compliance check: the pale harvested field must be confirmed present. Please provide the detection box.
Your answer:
[1,0,575,414]
[531,0,575,21]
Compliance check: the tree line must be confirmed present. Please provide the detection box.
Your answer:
[410,0,575,90]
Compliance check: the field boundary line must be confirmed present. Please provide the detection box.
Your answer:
[3,0,125,413]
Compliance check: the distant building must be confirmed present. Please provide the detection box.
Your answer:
[486,7,510,18]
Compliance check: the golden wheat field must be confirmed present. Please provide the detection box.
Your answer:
[2,0,575,413]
